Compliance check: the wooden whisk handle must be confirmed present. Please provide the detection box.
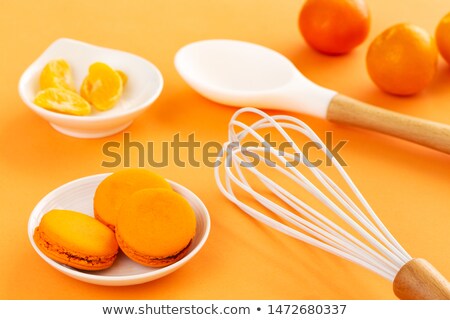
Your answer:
[327,94,450,154]
[393,258,450,300]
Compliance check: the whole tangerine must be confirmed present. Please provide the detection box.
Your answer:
[436,12,450,65]
[366,23,438,96]
[299,0,370,55]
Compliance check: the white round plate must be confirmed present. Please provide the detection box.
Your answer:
[28,173,210,286]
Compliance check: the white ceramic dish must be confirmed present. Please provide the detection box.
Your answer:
[28,173,210,286]
[19,38,163,138]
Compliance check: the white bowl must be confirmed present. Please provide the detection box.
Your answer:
[18,38,163,138]
[28,173,210,286]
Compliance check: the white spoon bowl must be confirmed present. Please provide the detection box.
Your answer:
[175,39,336,118]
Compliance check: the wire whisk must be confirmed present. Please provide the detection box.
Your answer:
[215,107,449,299]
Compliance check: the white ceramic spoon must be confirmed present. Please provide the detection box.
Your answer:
[175,39,450,154]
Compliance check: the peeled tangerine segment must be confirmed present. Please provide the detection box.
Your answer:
[39,59,75,91]
[34,88,91,116]
[116,70,128,86]
[81,62,123,111]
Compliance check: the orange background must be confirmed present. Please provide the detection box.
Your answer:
[1,0,449,299]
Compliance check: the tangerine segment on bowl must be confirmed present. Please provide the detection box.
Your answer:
[33,209,119,271]
[366,23,438,96]
[116,70,128,86]
[39,59,76,91]
[94,168,172,231]
[81,62,124,111]
[299,0,370,55]
[34,87,91,116]
[436,12,450,65]
[116,188,197,267]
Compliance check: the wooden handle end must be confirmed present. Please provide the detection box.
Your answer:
[393,258,450,300]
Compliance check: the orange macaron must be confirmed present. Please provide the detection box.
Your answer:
[93,168,172,230]
[116,188,197,267]
[33,209,119,271]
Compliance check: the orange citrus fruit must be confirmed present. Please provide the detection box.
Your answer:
[366,23,438,96]
[39,59,75,91]
[34,88,91,116]
[80,62,123,111]
[436,12,450,65]
[299,0,370,55]
[116,70,128,86]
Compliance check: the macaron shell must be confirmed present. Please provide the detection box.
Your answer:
[93,168,172,230]
[33,209,118,271]
[116,188,196,267]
